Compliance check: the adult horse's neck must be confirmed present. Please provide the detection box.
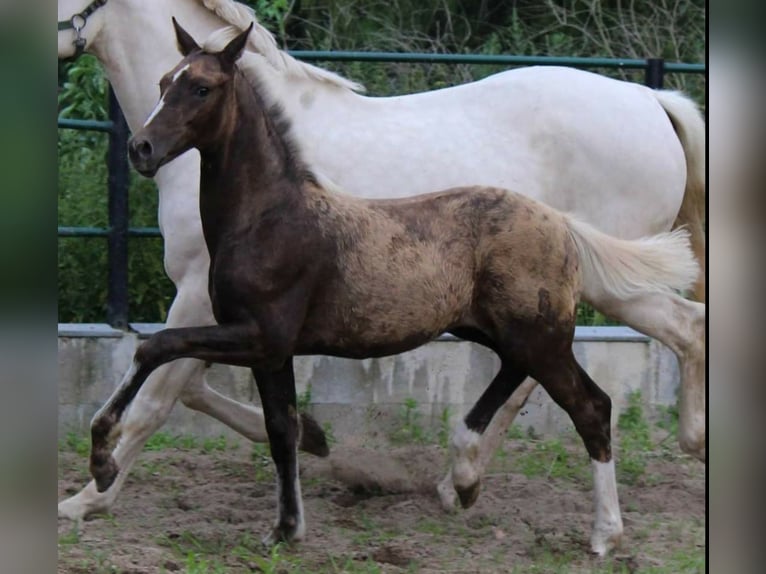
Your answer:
[197,71,310,253]
[89,0,223,131]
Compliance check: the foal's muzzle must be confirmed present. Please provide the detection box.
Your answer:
[128,137,159,178]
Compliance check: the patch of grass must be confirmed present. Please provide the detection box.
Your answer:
[437,406,452,448]
[60,432,90,456]
[144,432,199,452]
[242,543,300,574]
[201,435,228,453]
[507,424,525,440]
[640,544,706,573]
[326,555,384,574]
[58,526,80,545]
[251,443,275,482]
[655,403,679,435]
[513,438,590,483]
[415,517,449,536]
[322,421,338,448]
[349,512,398,546]
[617,390,653,485]
[390,397,431,445]
[179,552,227,574]
[297,384,313,412]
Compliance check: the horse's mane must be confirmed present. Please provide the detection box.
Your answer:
[199,0,364,92]
[196,28,348,195]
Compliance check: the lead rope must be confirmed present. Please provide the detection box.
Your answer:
[57,0,109,60]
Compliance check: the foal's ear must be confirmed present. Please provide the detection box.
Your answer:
[172,17,201,56]
[219,23,253,71]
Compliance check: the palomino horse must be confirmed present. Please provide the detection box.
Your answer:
[57,0,706,521]
[90,23,699,554]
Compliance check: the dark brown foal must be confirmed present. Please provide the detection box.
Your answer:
[89,22,698,554]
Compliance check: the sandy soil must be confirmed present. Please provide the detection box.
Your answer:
[57,435,705,573]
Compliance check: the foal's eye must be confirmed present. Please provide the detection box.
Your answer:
[195,86,210,98]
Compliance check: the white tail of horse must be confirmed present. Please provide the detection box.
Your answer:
[565,216,699,303]
[654,89,707,301]
[654,90,706,208]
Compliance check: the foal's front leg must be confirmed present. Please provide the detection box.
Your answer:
[89,324,273,492]
[252,360,305,544]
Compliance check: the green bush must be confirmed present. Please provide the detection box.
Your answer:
[58,56,174,323]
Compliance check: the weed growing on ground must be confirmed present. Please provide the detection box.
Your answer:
[322,421,338,448]
[437,406,452,448]
[390,397,430,445]
[617,390,653,485]
[201,435,228,453]
[59,432,90,456]
[251,443,274,482]
[507,424,525,440]
[513,438,590,483]
[144,432,198,451]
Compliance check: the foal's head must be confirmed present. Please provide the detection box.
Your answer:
[128,19,252,177]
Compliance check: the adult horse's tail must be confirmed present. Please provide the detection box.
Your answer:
[654,90,707,302]
[565,217,699,305]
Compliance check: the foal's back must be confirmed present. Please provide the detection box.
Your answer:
[297,183,579,355]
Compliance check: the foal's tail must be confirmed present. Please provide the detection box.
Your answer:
[565,216,699,304]
[654,90,707,302]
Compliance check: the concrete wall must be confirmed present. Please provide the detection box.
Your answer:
[58,324,680,440]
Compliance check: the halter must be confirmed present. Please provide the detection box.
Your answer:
[58,0,109,59]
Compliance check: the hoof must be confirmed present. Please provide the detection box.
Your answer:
[436,478,459,513]
[299,412,330,457]
[58,498,83,521]
[590,528,623,557]
[262,521,303,546]
[90,454,119,493]
[591,533,622,558]
[679,434,706,463]
[455,480,481,509]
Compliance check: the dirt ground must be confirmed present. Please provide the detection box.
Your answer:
[57,433,705,573]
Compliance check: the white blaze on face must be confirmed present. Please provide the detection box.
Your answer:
[172,63,191,83]
[143,96,165,128]
[143,64,191,128]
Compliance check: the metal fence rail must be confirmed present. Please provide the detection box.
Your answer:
[58,53,706,327]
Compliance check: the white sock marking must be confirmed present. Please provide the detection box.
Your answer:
[450,421,482,489]
[590,459,623,555]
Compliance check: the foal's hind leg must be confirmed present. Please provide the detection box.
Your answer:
[440,361,529,509]
[532,354,622,556]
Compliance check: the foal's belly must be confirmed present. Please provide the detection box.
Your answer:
[294,283,467,360]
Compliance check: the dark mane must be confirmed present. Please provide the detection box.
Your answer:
[234,64,320,187]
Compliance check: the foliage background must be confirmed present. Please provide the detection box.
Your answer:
[57,0,705,323]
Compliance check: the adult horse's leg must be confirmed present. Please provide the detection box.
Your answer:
[58,356,207,520]
[594,292,706,461]
[252,361,305,544]
[532,353,622,556]
[439,361,529,509]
